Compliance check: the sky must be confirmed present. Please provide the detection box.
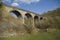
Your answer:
[2,0,60,14]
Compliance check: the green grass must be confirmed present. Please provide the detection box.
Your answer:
[0,30,60,40]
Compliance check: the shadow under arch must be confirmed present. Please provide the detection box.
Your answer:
[24,13,32,24]
[34,16,39,20]
[24,13,32,18]
[40,17,43,20]
[34,16,39,28]
[10,10,22,18]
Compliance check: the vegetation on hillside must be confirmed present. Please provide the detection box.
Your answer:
[36,8,60,32]
[0,3,60,40]
[0,3,60,34]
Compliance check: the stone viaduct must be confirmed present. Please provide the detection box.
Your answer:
[1,3,44,31]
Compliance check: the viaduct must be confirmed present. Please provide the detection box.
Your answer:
[1,3,45,32]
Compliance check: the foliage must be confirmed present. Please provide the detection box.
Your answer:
[37,8,60,30]
[0,3,60,37]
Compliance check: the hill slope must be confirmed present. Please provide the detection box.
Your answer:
[38,8,60,30]
[0,3,60,36]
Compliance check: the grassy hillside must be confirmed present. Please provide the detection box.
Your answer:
[37,8,60,31]
[0,3,25,35]
[0,3,60,40]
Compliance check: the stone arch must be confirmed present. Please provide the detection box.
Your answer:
[40,17,43,20]
[10,10,22,18]
[34,16,39,20]
[24,13,33,31]
[34,16,39,29]
[24,13,32,18]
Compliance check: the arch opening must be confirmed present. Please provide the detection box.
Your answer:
[34,16,39,29]
[24,13,33,28]
[10,10,22,18]
[34,16,39,20]
[40,17,43,20]
[24,13,32,18]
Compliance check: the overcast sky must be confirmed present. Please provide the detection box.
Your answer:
[2,0,60,14]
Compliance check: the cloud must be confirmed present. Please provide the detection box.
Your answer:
[3,0,40,6]
[11,2,19,6]
[14,0,40,4]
